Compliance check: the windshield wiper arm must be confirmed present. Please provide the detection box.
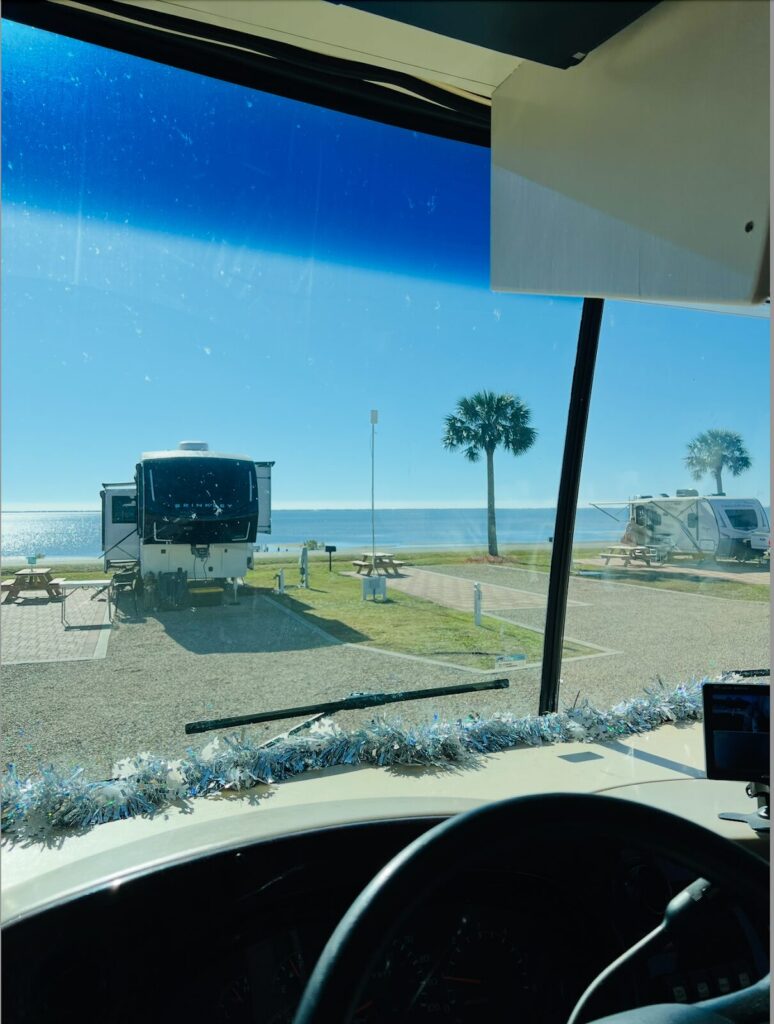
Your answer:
[184,678,509,735]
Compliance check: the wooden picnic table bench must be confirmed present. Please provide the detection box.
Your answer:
[601,545,668,567]
[353,553,405,576]
[2,568,66,602]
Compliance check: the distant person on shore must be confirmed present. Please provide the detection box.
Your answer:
[622,520,648,546]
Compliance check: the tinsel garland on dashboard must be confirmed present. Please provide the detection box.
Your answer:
[1,678,707,839]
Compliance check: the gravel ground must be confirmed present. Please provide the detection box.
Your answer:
[2,592,539,779]
[425,564,770,707]
[3,568,768,780]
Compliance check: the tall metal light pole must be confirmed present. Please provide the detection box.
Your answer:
[370,409,378,568]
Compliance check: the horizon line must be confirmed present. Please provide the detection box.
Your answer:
[3,502,560,513]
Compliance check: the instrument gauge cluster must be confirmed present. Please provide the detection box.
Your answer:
[352,904,541,1023]
[210,870,610,1024]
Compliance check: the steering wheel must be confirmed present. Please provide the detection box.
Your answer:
[293,793,769,1024]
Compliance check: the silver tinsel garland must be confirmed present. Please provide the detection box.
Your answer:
[1,679,709,840]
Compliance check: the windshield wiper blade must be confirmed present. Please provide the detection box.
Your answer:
[184,677,510,735]
[721,668,770,678]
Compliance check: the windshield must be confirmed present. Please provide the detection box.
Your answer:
[142,456,259,545]
[144,458,256,519]
[145,460,253,516]
[1,21,769,836]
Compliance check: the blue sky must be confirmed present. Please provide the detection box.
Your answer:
[2,22,770,510]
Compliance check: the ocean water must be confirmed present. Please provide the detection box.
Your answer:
[0,507,623,559]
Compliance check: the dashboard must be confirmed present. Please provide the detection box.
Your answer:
[2,818,769,1024]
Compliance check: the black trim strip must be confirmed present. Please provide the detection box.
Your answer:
[90,0,490,117]
[539,298,605,716]
[3,0,490,147]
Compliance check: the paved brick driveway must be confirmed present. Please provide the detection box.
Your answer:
[1,589,112,665]
[381,567,586,612]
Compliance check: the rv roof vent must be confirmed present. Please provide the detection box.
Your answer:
[178,440,209,451]
[637,494,653,499]
[659,493,669,497]
[676,489,699,497]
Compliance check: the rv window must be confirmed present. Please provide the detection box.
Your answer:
[724,508,759,532]
[112,496,137,525]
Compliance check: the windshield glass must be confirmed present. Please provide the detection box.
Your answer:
[560,302,770,701]
[1,20,769,835]
[144,458,256,518]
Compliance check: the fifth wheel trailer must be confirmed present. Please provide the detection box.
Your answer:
[101,441,273,604]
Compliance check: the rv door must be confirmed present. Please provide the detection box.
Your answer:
[692,499,720,552]
[255,462,273,534]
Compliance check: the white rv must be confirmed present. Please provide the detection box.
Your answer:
[101,441,273,603]
[606,493,770,563]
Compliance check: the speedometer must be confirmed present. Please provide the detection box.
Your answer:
[352,907,537,1023]
[351,931,437,1022]
[441,913,533,1020]
[214,930,308,1024]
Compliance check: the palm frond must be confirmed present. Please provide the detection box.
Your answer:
[683,428,752,484]
[443,391,536,459]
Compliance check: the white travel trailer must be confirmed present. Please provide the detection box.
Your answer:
[101,441,273,601]
[596,493,770,562]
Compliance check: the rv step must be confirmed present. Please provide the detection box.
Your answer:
[188,586,223,594]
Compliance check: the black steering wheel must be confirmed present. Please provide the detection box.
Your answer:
[292,793,769,1024]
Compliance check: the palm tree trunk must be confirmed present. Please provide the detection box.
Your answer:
[486,447,498,556]
[714,468,724,494]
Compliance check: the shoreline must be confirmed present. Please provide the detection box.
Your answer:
[0,541,607,568]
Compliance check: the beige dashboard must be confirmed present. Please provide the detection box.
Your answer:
[1,722,768,924]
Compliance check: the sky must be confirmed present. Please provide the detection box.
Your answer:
[2,21,770,511]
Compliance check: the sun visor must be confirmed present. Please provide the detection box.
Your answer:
[490,0,770,311]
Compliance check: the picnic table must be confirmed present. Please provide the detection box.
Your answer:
[601,545,668,567]
[351,552,406,576]
[1,568,65,603]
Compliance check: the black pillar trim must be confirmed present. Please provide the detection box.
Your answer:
[539,297,604,716]
[2,0,489,148]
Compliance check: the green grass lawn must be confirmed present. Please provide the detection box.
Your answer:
[572,567,770,602]
[402,545,557,571]
[294,546,770,602]
[389,547,769,602]
[4,542,767,601]
[245,558,590,670]
[409,548,769,600]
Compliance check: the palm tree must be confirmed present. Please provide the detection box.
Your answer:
[684,429,751,495]
[443,391,537,556]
